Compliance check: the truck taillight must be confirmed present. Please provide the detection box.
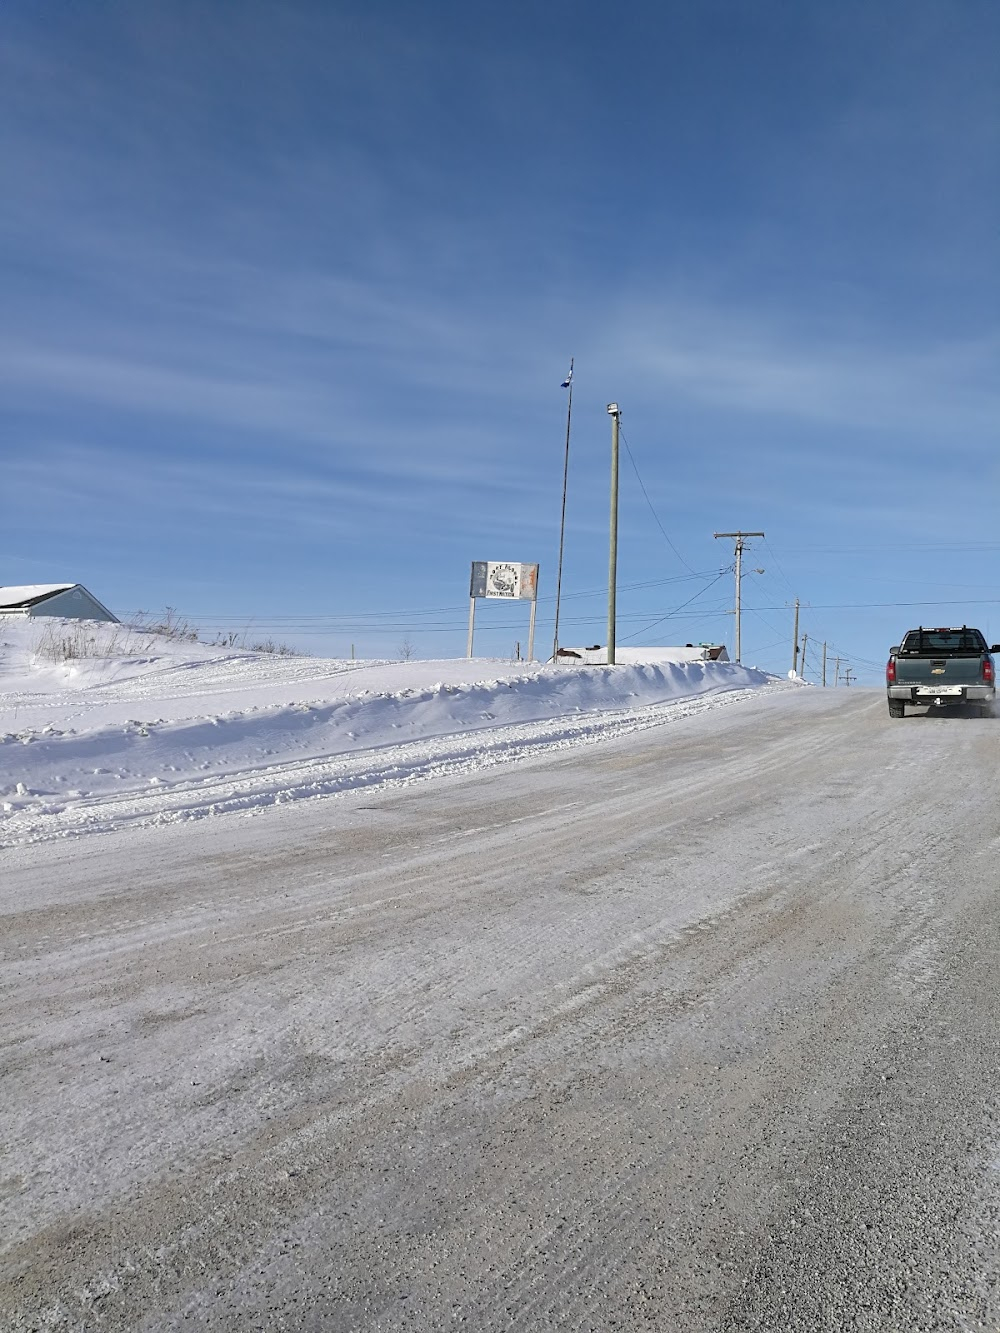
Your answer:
[984,657,994,684]
[886,658,896,684]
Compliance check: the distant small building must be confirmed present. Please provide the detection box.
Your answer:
[0,584,119,623]
[554,643,729,665]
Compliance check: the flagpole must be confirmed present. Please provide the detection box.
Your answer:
[552,358,574,663]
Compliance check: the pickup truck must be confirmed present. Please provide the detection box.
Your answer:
[886,626,999,717]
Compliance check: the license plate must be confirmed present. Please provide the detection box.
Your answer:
[919,686,963,696]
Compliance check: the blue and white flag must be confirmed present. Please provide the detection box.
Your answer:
[561,367,573,388]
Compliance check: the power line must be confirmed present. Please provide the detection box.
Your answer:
[620,570,729,643]
[167,605,744,638]
[777,541,1000,555]
[761,538,797,597]
[176,571,721,626]
[825,641,885,672]
[652,597,1000,612]
[618,425,698,573]
[742,574,787,639]
[238,602,991,635]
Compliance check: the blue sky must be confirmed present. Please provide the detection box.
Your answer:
[3,0,998,678]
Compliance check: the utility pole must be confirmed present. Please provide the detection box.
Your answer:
[607,403,621,665]
[801,633,808,681]
[713,530,764,664]
[844,667,855,686]
[792,598,800,675]
[833,656,841,687]
[821,641,828,687]
[552,358,574,662]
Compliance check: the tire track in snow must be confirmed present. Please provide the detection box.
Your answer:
[0,683,791,847]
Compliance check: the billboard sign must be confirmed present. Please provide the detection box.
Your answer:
[470,561,538,601]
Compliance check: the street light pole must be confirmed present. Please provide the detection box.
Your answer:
[607,402,621,665]
[792,598,800,675]
[552,358,574,663]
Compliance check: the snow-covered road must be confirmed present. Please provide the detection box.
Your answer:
[4,674,1000,1330]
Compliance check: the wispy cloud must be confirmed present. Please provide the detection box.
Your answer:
[0,344,343,439]
[599,301,1000,439]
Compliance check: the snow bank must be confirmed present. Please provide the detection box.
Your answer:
[0,619,779,846]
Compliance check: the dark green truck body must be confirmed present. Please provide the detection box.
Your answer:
[886,626,998,717]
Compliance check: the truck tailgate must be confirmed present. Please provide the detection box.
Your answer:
[895,657,983,685]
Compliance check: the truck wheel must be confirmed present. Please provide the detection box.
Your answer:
[888,699,905,718]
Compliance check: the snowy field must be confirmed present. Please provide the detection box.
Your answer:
[0,618,784,848]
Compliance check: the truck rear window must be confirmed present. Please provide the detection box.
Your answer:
[899,628,987,656]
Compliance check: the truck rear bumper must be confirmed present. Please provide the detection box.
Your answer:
[888,685,996,703]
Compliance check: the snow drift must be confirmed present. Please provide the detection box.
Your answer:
[0,619,781,846]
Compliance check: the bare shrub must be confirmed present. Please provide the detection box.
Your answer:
[31,620,145,663]
[129,607,199,641]
[29,610,304,663]
[249,638,301,656]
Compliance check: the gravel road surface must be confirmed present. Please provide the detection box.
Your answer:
[4,687,1000,1330]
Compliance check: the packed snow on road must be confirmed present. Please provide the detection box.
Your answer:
[7,620,1000,1330]
[0,618,782,847]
